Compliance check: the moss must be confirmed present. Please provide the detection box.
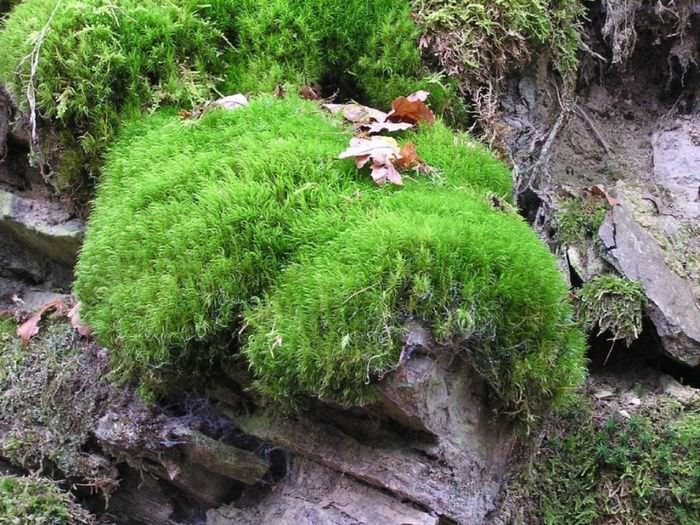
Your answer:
[0,0,239,182]
[413,0,584,96]
[0,0,464,189]
[555,195,610,245]
[576,275,645,346]
[0,321,116,488]
[229,0,462,114]
[526,398,700,524]
[0,475,96,524]
[75,95,585,421]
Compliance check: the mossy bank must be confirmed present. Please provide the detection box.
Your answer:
[74,95,585,422]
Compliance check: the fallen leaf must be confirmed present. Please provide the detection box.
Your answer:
[16,299,66,345]
[338,136,400,163]
[395,143,421,170]
[68,302,92,337]
[387,91,435,125]
[363,121,414,134]
[339,136,403,186]
[299,85,322,101]
[178,109,191,120]
[370,162,403,186]
[324,103,388,126]
[588,184,620,206]
[407,90,430,102]
[211,93,248,111]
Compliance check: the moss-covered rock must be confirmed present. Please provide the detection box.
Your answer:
[75,95,585,421]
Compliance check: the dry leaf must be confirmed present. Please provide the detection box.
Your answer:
[370,163,403,186]
[68,302,92,337]
[363,121,414,134]
[588,184,620,206]
[338,136,400,163]
[407,90,430,102]
[387,91,435,125]
[178,109,191,120]
[299,85,322,100]
[211,94,249,111]
[324,103,388,126]
[395,143,422,170]
[16,299,66,345]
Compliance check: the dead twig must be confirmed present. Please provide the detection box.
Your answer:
[575,106,613,155]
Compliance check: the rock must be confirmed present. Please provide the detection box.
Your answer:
[208,458,438,525]
[652,116,700,220]
[239,351,515,525]
[599,205,700,367]
[0,189,83,289]
[660,374,700,404]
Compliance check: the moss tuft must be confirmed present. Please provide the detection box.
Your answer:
[576,275,645,346]
[75,95,585,421]
[0,475,96,524]
[555,195,610,245]
[0,0,463,188]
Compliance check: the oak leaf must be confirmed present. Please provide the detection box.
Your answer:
[16,299,66,345]
[387,91,435,125]
[68,302,92,338]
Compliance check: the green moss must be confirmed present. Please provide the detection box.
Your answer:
[577,275,645,346]
[529,399,700,525]
[555,195,609,245]
[0,0,465,188]
[413,0,584,87]
[229,0,461,114]
[75,95,585,421]
[0,0,238,181]
[0,475,95,524]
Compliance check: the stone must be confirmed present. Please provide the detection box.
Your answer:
[0,189,83,289]
[599,205,700,367]
[208,459,438,525]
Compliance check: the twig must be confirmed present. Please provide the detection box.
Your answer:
[575,106,613,155]
[22,0,62,163]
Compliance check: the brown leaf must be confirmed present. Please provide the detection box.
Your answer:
[16,299,65,345]
[299,85,322,101]
[395,143,422,170]
[68,302,92,338]
[588,184,620,206]
[178,109,192,120]
[387,91,435,125]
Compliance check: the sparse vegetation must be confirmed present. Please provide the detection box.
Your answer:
[0,475,96,524]
[74,95,585,422]
[577,275,645,346]
[526,399,700,525]
[555,195,610,245]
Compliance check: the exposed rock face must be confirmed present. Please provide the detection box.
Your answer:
[600,205,700,367]
[228,348,516,525]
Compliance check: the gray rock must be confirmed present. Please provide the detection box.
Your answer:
[0,189,83,288]
[208,459,438,525]
[238,349,515,525]
[652,116,700,220]
[599,205,700,366]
